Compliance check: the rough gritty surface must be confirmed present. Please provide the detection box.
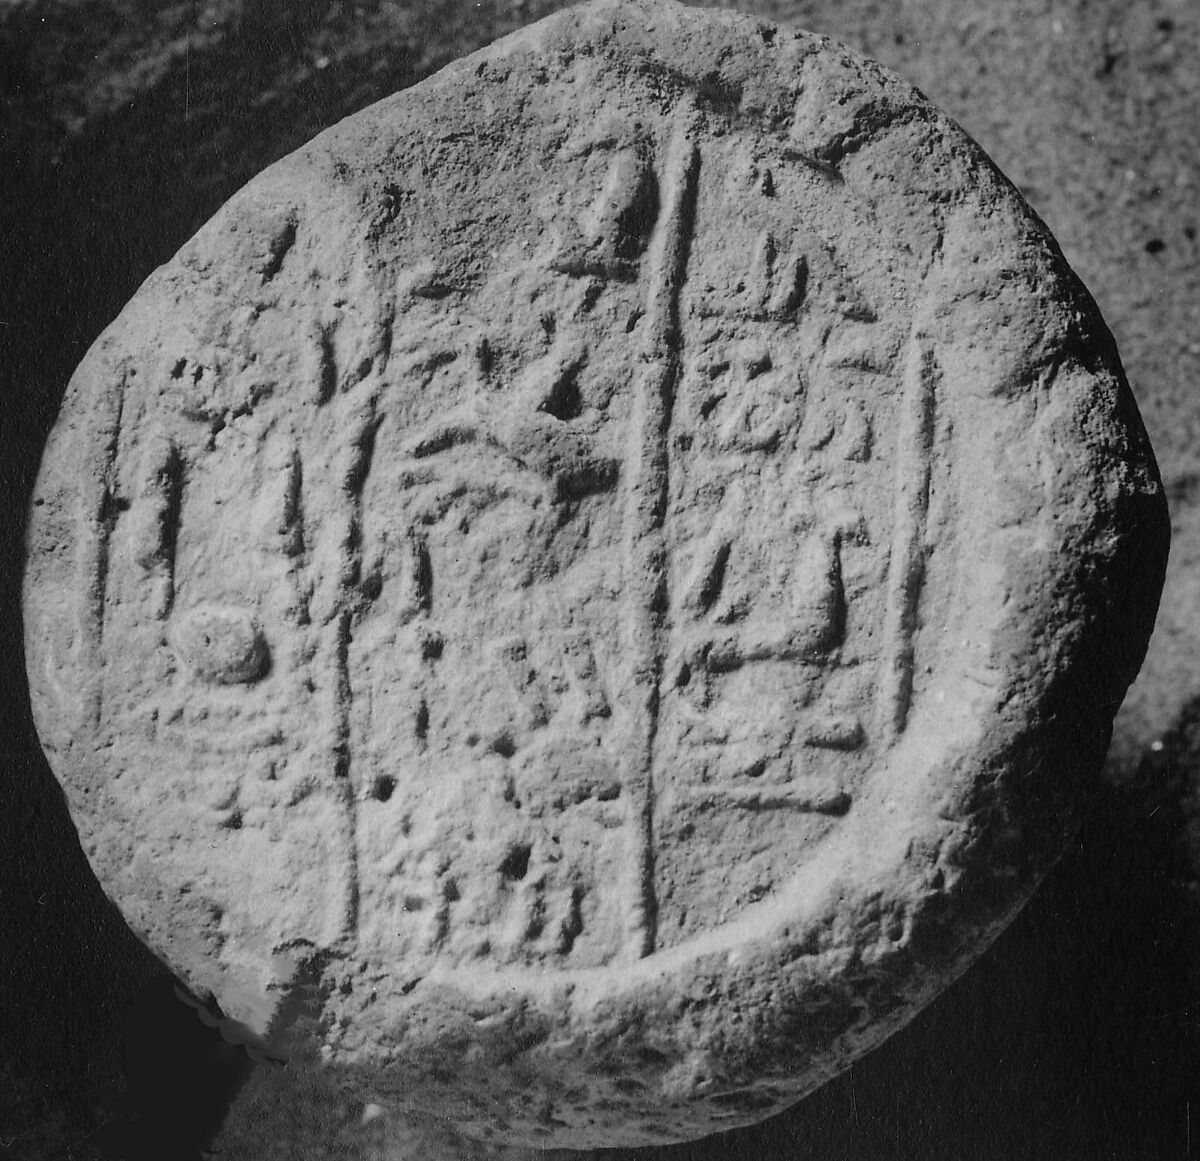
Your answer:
[20,0,1169,1149]
[7,2,1190,1161]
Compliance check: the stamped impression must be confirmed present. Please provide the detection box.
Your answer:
[23,0,1167,1147]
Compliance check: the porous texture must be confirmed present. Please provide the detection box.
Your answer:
[22,0,1167,1148]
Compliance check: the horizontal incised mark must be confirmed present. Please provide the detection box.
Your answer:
[680,782,851,815]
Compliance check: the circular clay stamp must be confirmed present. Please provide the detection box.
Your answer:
[24,0,1168,1148]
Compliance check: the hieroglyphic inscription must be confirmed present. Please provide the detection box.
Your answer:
[637,125,912,946]
[58,79,932,981]
[23,12,1162,1137]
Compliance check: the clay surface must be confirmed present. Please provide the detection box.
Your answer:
[22,0,1167,1148]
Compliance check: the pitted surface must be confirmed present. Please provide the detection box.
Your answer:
[23,0,1167,1147]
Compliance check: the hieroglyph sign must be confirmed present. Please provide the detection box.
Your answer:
[47,108,946,984]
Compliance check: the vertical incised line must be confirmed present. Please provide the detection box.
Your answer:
[78,369,127,729]
[878,326,936,740]
[330,602,359,944]
[325,392,378,949]
[92,382,126,648]
[155,440,184,620]
[620,124,699,960]
[342,396,380,945]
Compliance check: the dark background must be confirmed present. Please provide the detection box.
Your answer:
[2,1,1198,1158]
